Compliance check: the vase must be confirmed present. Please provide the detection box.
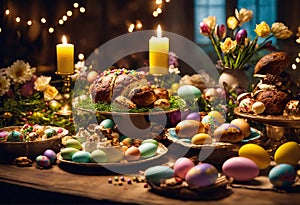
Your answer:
[218,68,249,90]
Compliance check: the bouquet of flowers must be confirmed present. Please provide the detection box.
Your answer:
[0,60,74,132]
[199,8,293,69]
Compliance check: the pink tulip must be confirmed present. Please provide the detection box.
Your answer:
[216,24,226,40]
[199,22,210,36]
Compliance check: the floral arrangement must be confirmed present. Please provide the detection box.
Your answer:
[0,60,74,132]
[199,8,293,69]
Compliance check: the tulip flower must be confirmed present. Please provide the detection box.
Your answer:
[235,29,248,44]
[254,21,271,38]
[199,22,210,37]
[215,24,226,40]
[227,16,239,30]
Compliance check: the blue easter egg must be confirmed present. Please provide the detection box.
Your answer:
[268,164,296,188]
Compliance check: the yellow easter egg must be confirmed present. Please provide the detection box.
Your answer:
[274,141,300,165]
[238,143,271,170]
[191,133,213,145]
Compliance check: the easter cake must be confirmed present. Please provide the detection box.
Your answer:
[90,68,171,109]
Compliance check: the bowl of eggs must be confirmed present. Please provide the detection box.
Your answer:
[0,124,68,163]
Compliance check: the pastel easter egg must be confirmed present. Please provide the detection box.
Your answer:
[60,147,79,160]
[177,85,201,100]
[201,115,220,133]
[36,155,51,168]
[125,146,141,161]
[191,133,213,145]
[65,139,82,150]
[0,131,8,141]
[222,157,259,181]
[213,123,244,143]
[141,139,158,147]
[138,143,158,159]
[145,166,174,185]
[274,141,300,165]
[175,120,206,138]
[239,144,270,170]
[43,149,57,164]
[100,119,114,129]
[173,157,195,178]
[185,163,219,187]
[44,128,57,138]
[7,131,24,142]
[207,110,225,124]
[185,112,201,121]
[71,151,91,163]
[268,164,296,188]
[91,149,108,163]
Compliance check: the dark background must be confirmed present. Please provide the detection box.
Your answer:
[0,0,300,76]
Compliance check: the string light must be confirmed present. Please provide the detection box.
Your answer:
[79,7,86,13]
[136,20,142,29]
[153,11,158,17]
[0,27,2,32]
[73,3,79,8]
[41,18,46,23]
[2,2,85,34]
[67,11,73,16]
[152,0,171,17]
[157,8,162,14]
[78,53,85,60]
[128,23,135,32]
[48,27,54,33]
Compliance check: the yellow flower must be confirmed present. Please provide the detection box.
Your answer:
[227,16,239,30]
[34,76,51,92]
[43,85,59,101]
[235,8,253,26]
[220,37,237,53]
[271,22,293,39]
[254,21,271,38]
[203,16,216,30]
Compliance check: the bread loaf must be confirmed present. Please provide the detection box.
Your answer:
[254,52,289,75]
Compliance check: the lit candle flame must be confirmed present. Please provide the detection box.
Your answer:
[157,25,162,38]
[62,35,67,44]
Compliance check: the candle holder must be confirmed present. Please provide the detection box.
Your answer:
[56,71,74,116]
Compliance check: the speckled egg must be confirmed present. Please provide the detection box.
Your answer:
[0,131,8,141]
[100,119,114,129]
[125,146,141,161]
[36,155,51,168]
[191,133,213,145]
[65,139,82,150]
[177,85,201,100]
[268,164,296,188]
[71,151,91,163]
[43,149,57,164]
[222,157,259,181]
[91,149,108,163]
[185,112,201,121]
[138,143,158,159]
[145,166,174,185]
[173,157,195,179]
[185,163,219,187]
[274,141,300,165]
[60,147,80,160]
[238,144,270,170]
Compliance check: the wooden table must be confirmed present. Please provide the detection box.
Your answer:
[0,161,300,205]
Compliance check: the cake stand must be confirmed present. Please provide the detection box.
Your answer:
[234,108,300,152]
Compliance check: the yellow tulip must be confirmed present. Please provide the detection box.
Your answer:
[220,37,237,53]
[203,16,216,30]
[254,21,271,38]
[271,22,293,39]
[227,16,239,30]
[235,8,253,26]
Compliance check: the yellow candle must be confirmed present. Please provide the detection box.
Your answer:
[56,35,74,74]
[149,25,169,75]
